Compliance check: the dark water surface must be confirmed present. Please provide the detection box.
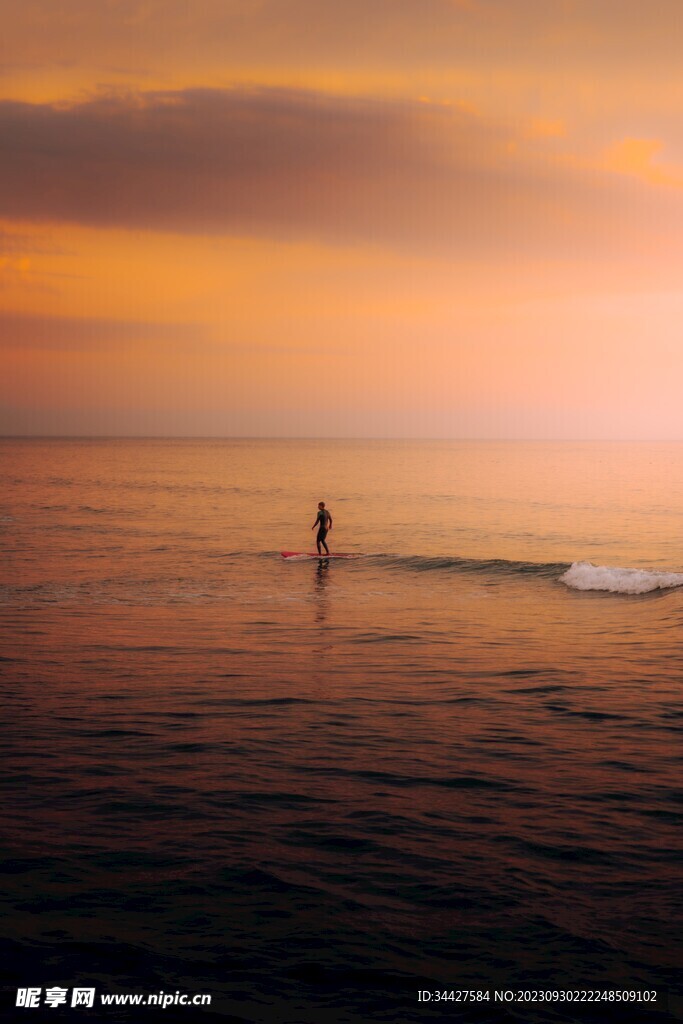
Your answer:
[1,440,682,1022]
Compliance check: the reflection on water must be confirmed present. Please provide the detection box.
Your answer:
[1,439,682,1023]
[314,557,330,625]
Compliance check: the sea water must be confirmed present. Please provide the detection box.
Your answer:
[1,439,682,1022]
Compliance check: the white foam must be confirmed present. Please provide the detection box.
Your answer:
[560,560,683,595]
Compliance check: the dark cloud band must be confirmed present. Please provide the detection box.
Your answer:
[0,87,676,254]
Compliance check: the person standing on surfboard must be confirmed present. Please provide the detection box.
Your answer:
[312,501,332,556]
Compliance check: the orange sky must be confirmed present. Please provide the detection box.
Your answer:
[2,0,683,437]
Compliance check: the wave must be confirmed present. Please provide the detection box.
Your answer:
[350,553,683,595]
[560,560,683,594]
[374,553,570,579]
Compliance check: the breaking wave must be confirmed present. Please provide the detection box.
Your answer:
[347,554,683,595]
[560,561,683,595]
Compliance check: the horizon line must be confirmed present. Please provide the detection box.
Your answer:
[2,435,683,443]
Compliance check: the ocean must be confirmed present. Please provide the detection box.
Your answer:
[1,438,682,1023]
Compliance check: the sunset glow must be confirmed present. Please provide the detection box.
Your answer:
[2,0,683,437]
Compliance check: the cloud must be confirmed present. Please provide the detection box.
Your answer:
[0,225,64,255]
[0,310,208,350]
[0,87,679,257]
[602,137,683,187]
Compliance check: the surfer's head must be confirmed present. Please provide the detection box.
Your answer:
[318,501,325,509]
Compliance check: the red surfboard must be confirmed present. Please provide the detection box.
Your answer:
[280,551,358,559]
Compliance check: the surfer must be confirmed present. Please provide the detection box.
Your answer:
[312,501,332,556]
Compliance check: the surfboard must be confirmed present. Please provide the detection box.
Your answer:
[280,551,358,559]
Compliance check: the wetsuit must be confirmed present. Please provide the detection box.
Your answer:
[316,509,331,551]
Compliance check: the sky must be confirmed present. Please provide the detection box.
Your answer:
[2,0,683,438]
